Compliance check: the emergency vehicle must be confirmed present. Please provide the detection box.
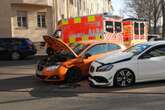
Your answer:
[122,18,148,47]
[46,14,148,55]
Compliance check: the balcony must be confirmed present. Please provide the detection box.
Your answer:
[11,0,53,6]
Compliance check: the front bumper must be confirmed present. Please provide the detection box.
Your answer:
[35,70,61,82]
[88,76,113,87]
[89,61,114,87]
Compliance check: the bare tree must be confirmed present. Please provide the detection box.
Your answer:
[125,0,162,34]
[161,0,165,37]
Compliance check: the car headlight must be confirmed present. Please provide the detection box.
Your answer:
[96,64,113,72]
[47,65,59,71]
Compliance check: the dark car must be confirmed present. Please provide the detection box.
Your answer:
[0,38,37,60]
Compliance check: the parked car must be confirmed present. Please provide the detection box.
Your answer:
[89,41,165,87]
[148,34,165,41]
[0,38,37,60]
[36,36,126,83]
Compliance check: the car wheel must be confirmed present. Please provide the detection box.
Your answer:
[65,68,81,83]
[114,69,135,87]
[11,52,21,60]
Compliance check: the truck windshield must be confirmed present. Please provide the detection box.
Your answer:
[124,44,151,55]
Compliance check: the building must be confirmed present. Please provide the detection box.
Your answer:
[0,0,112,42]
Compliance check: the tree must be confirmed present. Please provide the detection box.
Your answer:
[125,0,162,34]
[161,0,165,37]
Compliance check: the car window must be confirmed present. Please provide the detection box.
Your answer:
[0,39,10,47]
[85,44,108,55]
[145,45,165,57]
[125,44,151,56]
[12,39,23,45]
[108,43,121,51]
[71,43,89,55]
[0,46,5,51]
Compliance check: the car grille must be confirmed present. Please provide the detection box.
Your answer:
[90,76,108,83]
[90,66,95,73]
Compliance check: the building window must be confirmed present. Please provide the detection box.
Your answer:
[17,11,28,28]
[37,12,46,28]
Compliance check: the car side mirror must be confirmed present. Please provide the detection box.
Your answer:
[84,53,92,59]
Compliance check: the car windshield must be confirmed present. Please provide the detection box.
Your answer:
[56,42,88,59]
[124,44,151,55]
[69,43,89,55]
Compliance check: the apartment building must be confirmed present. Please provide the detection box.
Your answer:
[0,0,112,42]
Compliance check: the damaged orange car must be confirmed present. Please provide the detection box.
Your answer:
[36,36,126,83]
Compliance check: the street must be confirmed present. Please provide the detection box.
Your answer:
[0,56,165,110]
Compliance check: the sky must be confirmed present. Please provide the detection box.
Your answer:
[111,0,125,17]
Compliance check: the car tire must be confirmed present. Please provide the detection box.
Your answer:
[65,67,82,83]
[11,52,21,60]
[114,69,135,87]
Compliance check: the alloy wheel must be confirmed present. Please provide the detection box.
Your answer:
[115,69,134,87]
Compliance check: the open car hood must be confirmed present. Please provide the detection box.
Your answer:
[43,35,77,57]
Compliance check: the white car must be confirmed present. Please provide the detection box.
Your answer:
[89,41,165,87]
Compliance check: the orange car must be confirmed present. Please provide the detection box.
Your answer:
[36,36,126,83]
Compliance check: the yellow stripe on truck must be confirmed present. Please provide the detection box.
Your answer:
[69,37,76,43]
[88,16,95,22]
[82,35,89,41]
[74,17,81,23]
[62,19,69,25]
[96,36,103,40]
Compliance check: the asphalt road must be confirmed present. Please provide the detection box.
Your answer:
[1,56,165,110]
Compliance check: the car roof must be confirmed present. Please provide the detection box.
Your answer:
[140,41,165,46]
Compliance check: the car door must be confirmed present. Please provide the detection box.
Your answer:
[80,43,121,76]
[138,45,165,81]
[78,43,107,76]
